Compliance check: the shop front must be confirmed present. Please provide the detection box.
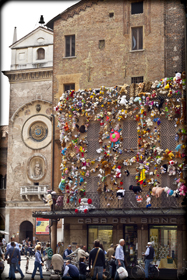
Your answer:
[62,213,186,273]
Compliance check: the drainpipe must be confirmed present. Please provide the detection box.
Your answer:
[51,114,55,191]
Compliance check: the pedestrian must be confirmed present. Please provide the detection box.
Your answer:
[31,244,44,280]
[62,259,79,279]
[44,242,53,271]
[142,242,155,279]
[56,241,64,258]
[106,244,114,261]
[109,244,118,280]
[67,245,89,264]
[5,241,21,280]
[114,239,126,280]
[15,244,24,279]
[63,245,73,260]
[79,257,86,280]
[89,239,105,280]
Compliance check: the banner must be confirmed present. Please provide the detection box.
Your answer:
[36,218,49,235]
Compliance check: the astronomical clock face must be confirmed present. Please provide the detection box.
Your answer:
[22,115,51,149]
[29,122,48,142]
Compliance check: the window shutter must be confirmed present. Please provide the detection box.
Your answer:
[87,122,100,158]
[160,119,176,151]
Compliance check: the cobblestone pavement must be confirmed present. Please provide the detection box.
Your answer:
[1,256,51,280]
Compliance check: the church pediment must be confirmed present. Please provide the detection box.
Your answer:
[10,26,53,49]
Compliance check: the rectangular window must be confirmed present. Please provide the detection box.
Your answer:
[88,225,113,252]
[160,118,176,151]
[64,84,75,92]
[131,76,144,83]
[149,226,177,268]
[65,35,75,57]
[124,225,138,266]
[132,27,143,50]
[131,1,143,14]
[87,121,100,158]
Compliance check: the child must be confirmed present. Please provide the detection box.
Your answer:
[79,257,86,280]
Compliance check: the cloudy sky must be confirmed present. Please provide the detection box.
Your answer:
[0,0,79,125]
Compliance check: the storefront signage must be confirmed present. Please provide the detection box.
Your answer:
[77,217,177,224]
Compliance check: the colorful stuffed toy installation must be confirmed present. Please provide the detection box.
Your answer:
[54,72,186,211]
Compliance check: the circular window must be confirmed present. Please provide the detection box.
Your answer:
[22,115,51,150]
[29,121,48,142]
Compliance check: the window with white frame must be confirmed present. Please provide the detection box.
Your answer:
[65,35,75,57]
[132,27,143,50]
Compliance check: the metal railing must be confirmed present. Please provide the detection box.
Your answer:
[53,191,184,211]
[20,185,48,201]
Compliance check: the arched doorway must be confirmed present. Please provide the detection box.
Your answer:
[0,214,5,231]
[19,221,33,243]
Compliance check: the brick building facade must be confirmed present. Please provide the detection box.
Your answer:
[33,0,187,276]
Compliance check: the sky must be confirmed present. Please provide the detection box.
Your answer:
[0,0,79,125]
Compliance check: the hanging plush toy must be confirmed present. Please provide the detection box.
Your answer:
[75,197,95,213]
[146,194,151,208]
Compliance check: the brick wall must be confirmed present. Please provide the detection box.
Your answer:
[164,0,185,76]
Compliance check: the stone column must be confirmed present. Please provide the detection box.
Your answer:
[51,219,57,254]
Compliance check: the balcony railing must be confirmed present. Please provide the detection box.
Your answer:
[52,191,184,211]
[20,185,48,201]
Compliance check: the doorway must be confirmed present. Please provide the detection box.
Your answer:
[19,221,33,243]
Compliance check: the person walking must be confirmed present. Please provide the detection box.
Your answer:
[62,259,79,279]
[5,241,21,280]
[79,257,87,280]
[56,242,64,258]
[45,243,53,271]
[67,245,89,264]
[142,242,155,280]
[63,245,73,260]
[31,244,44,280]
[89,239,105,280]
[106,244,114,261]
[114,239,126,280]
[15,244,24,279]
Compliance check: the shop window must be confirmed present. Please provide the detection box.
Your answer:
[124,225,138,266]
[64,84,75,92]
[87,121,100,158]
[131,76,144,84]
[149,226,177,268]
[65,35,75,57]
[132,27,143,50]
[88,225,113,252]
[37,48,45,60]
[131,1,143,14]
[160,118,176,151]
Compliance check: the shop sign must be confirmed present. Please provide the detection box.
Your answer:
[77,217,177,224]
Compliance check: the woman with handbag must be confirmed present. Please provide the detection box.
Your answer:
[31,244,44,280]
[89,240,105,280]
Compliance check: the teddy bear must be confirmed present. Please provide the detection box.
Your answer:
[114,166,122,178]
[43,193,53,206]
[146,118,153,126]
[55,195,63,207]
[129,185,142,194]
[101,160,112,176]
[164,186,174,197]
[168,160,176,176]
[119,95,128,106]
[75,197,95,213]
[179,184,187,196]
[151,186,164,198]
[163,149,174,160]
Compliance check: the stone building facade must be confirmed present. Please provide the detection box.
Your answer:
[0,125,8,232]
[2,26,53,243]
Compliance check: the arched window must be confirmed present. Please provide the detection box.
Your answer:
[37,48,45,60]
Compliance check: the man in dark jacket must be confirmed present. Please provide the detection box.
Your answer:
[62,260,79,279]
[5,242,21,280]
[142,242,155,279]
[63,245,72,260]
[89,240,105,280]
